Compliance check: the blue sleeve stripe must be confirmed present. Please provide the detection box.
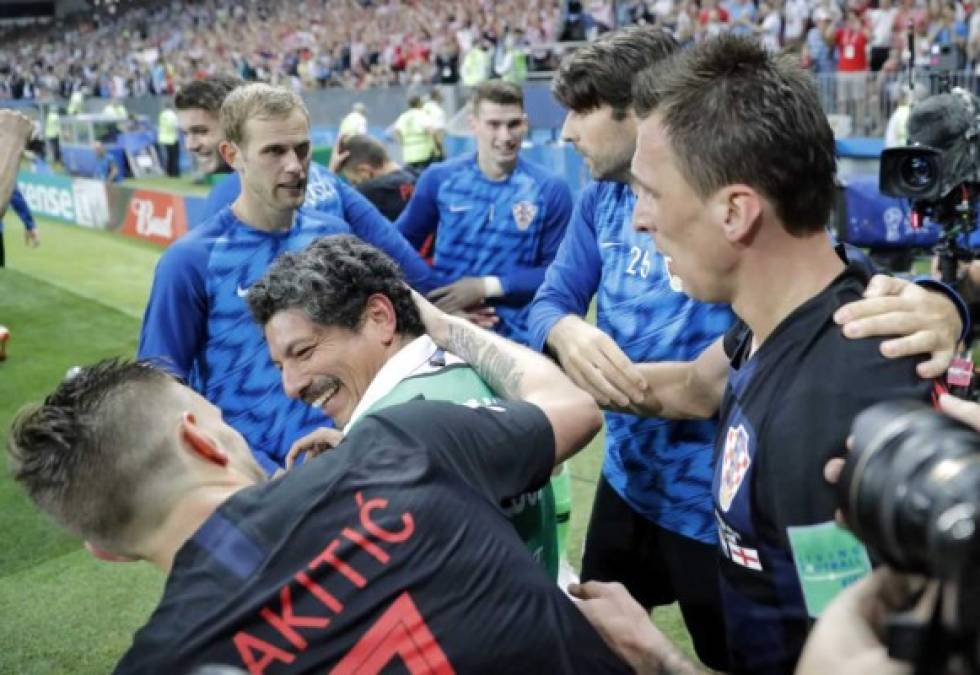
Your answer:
[191,511,265,580]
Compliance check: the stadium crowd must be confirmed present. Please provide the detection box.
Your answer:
[3,0,978,105]
[0,0,575,100]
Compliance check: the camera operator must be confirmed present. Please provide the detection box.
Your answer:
[881,88,980,338]
[798,391,980,675]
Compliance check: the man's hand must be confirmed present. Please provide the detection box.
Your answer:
[796,568,919,675]
[833,275,962,379]
[427,277,486,314]
[938,393,980,431]
[0,109,33,146]
[328,147,350,174]
[284,427,345,469]
[568,581,702,675]
[24,228,39,248]
[546,315,647,408]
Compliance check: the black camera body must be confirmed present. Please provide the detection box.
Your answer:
[881,145,961,203]
[840,400,980,577]
[876,91,980,286]
[839,400,980,673]
[880,91,980,204]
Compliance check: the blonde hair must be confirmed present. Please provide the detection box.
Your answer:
[220,83,309,146]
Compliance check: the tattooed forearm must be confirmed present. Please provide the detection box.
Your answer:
[445,321,525,398]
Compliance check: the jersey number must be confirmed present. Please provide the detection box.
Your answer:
[331,592,454,674]
[626,246,652,278]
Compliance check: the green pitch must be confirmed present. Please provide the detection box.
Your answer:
[0,218,693,672]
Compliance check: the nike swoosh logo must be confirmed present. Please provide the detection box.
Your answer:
[448,204,472,213]
[236,285,250,298]
[599,242,623,249]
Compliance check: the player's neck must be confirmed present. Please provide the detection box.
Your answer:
[732,228,844,347]
[232,193,294,232]
[477,154,517,181]
[145,484,250,574]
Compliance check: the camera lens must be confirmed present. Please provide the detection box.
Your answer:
[838,400,980,576]
[900,155,937,190]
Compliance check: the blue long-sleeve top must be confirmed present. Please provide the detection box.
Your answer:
[204,162,437,293]
[395,153,573,344]
[528,181,735,544]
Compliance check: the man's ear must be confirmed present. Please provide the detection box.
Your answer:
[219,140,239,170]
[179,412,229,467]
[84,541,139,563]
[364,293,398,345]
[717,184,762,245]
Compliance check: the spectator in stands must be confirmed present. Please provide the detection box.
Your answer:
[832,6,871,134]
[893,0,927,48]
[757,0,783,52]
[929,1,968,69]
[461,38,492,90]
[433,39,460,83]
[804,9,837,76]
[331,134,419,221]
[395,80,573,346]
[727,0,757,37]
[870,0,899,71]
[2,1,568,98]
[561,1,590,40]
[137,83,435,473]
[783,0,811,50]
[698,0,730,37]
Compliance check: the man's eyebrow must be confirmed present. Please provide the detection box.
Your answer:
[630,171,652,193]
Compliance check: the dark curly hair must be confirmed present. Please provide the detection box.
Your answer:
[553,26,678,119]
[247,235,425,337]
